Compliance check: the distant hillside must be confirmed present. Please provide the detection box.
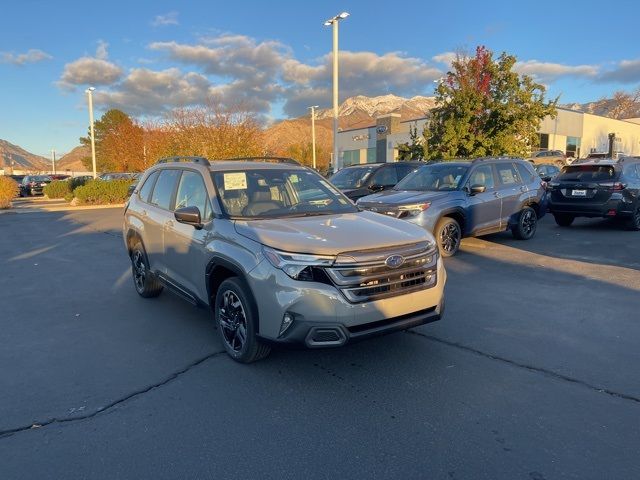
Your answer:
[265,94,435,157]
[0,139,48,170]
[57,145,89,172]
[563,97,640,120]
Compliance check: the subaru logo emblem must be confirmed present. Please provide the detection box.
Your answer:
[385,255,405,268]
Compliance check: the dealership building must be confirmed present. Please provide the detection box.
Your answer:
[335,108,640,167]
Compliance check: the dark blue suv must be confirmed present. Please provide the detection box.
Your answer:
[357,158,546,256]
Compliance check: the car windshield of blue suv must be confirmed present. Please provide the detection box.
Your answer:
[394,164,469,191]
[329,166,375,189]
[212,169,358,219]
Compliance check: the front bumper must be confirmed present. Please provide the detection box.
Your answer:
[249,256,446,347]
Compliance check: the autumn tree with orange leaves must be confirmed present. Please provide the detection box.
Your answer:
[425,46,557,159]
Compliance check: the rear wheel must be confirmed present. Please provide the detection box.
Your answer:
[435,217,461,257]
[626,206,640,231]
[554,213,575,227]
[215,277,271,363]
[130,242,163,298]
[512,206,538,240]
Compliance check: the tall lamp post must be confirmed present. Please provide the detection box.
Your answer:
[308,105,319,170]
[51,149,56,175]
[324,11,349,172]
[85,87,97,178]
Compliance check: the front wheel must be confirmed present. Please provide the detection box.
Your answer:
[215,278,271,363]
[435,217,462,257]
[512,206,538,240]
[554,213,575,227]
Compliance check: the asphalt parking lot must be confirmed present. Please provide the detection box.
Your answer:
[1,205,639,479]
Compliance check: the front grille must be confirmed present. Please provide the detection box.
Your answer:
[324,241,438,303]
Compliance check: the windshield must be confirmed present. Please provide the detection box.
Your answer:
[329,166,375,189]
[394,164,469,191]
[212,168,358,219]
[558,165,618,182]
[31,176,51,182]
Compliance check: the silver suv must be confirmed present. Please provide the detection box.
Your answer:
[123,157,446,362]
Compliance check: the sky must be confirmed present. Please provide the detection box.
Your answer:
[2,0,640,157]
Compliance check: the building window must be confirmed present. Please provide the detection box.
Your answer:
[538,133,549,151]
[566,136,581,158]
[342,150,359,166]
[366,148,377,163]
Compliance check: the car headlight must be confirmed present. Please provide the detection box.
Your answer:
[398,203,430,217]
[263,247,335,280]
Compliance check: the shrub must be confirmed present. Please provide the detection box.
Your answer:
[73,179,134,205]
[43,180,72,199]
[0,176,19,209]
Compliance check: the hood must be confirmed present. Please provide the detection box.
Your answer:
[234,211,432,256]
[357,189,453,206]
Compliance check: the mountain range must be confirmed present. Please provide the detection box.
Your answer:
[3,93,639,171]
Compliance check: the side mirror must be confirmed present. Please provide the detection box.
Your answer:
[368,183,385,192]
[469,184,486,195]
[174,206,203,229]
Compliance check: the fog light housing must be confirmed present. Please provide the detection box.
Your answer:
[279,312,295,337]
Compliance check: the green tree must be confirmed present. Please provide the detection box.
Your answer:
[425,46,557,160]
[397,122,424,160]
[80,109,134,171]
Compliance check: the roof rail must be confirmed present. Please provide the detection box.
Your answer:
[219,157,301,165]
[471,155,523,163]
[157,156,211,166]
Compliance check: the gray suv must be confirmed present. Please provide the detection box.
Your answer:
[357,158,546,256]
[123,157,446,363]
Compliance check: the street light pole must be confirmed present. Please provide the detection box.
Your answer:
[324,11,349,173]
[51,149,56,175]
[308,105,319,170]
[85,87,97,179]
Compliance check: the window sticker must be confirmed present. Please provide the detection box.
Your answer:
[289,174,299,183]
[223,172,247,190]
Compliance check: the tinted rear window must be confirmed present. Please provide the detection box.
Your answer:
[150,169,181,210]
[138,171,159,203]
[558,165,618,182]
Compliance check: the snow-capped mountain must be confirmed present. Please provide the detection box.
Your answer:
[315,94,436,120]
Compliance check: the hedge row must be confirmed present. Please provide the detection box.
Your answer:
[73,179,134,205]
[43,177,92,200]
[0,176,19,209]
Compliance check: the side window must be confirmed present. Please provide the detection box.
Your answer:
[138,171,159,203]
[371,166,398,187]
[468,165,495,190]
[150,169,181,210]
[495,163,521,186]
[396,164,419,182]
[515,162,536,183]
[175,171,213,221]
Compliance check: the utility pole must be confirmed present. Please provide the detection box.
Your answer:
[85,87,97,178]
[51,149,56,175]
[308,105,319,170]
[324,12,349,173]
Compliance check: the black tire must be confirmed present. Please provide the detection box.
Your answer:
[554,214,575,227]
[435,217,462,257]
[130,242,163,298]
[626,206,640,231]
[215,277,271,363]
[512,206,538,240]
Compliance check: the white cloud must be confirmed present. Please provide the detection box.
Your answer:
[432,52,457,68]
[598,59,640,84]
[0,49,52,65]
[514,60,598,81]
[58,42,122,90]
[151,12,179,27]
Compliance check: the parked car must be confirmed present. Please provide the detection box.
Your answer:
[99,172,137,181]
[547,157,640,230]
[527,150,568,167]
[9,174,25,184]
[19,175,52,196]
[123,157,446,363]
[357,157,546,257]
[535,164,561,181]
[329,162,424,201]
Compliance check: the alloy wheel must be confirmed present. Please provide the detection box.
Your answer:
[219,290,248,352]
[132,250,146,292]
[521,209,536,236]
[440,222,460,254]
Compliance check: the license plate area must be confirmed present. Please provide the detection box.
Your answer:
[572,189,587,197]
